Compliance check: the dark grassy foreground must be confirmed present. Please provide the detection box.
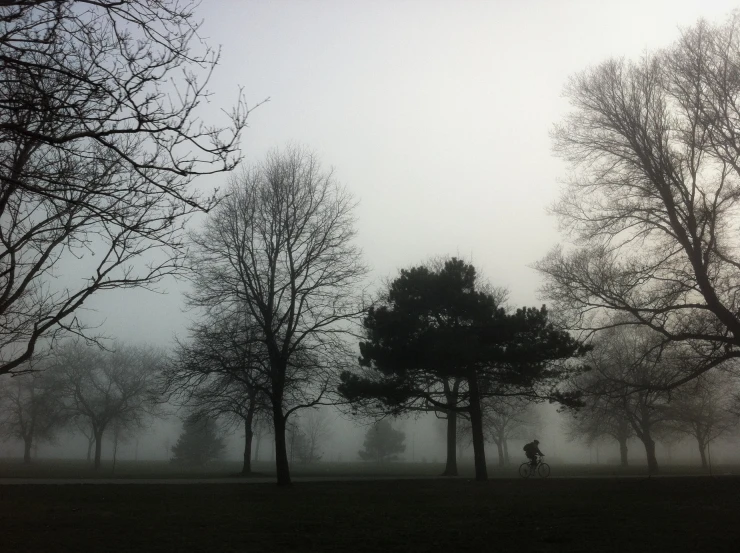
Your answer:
[1,458,733,479]
[3,477,740,552]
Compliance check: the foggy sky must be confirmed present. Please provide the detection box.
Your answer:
[53,1,740,463]
[81,0,740,347]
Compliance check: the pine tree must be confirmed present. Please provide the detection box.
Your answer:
[171,414,226,467]
[358,420,406,463]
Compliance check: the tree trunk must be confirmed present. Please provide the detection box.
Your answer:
[441,410,458,476]
[273,407,291,486]
[86,436,93,463]
[503,438,510,465]
[698,440,708,469]
[242,416,254,475]
[495,439,504,467]
[112,435,118,475]
[254,432,262,462]
[23,436,32,465]
[94,430,104,472]
[467,372,488,481]
[643,436,658,473]
[619,437,629,467]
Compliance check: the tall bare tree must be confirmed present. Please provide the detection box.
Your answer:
[57,342,162,471]
[537,14,740,388]
[0,363,65,463]
[0,0,256,376]
[187,145,366,485]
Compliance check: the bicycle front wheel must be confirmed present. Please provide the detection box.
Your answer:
[537,462,551,478]
[519,462,532,478]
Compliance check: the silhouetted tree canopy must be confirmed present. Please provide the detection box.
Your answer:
[340,258,590,480]
[186,145,366,485]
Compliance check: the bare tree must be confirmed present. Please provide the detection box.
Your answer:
[76,419,96,464]
[665,372,739,468]
[298,409,331,464]
[186,145,367,485]
[252,417,271,462]
[110,417,131,475]
[482,398,541,467]
[536,14,740,389]
[57,342,162,471]
[0,364,65,463]
[574,326,679,472]
[0,0,257,376]
[565,403,633,467]
[162,310,269,475]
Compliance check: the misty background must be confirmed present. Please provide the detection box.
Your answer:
[4,0,740,470]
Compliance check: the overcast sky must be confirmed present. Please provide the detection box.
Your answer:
[83,0,740,347]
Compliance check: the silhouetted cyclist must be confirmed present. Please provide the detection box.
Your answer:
[523,440,544,467]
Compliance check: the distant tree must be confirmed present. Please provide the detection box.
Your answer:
[57,342,162,471]
[76,420,96,464]
[170,413,226,468]
[285,411,329,465]
[186,145,366,485]
[448,416,473,461]
[573,326,679,472]
[252,417,271,462]
[665,373,739,468]
[341,258,589,481]
[358,420,406,463]
[0,366,65,463]
[536,13,740,389]
[482,398,541,467]
[565,403,633,467]
[297,410,331,464]
[162,309,269,475]
[0,0,254,377]
[286,421,307,464]
[109,418,131,475]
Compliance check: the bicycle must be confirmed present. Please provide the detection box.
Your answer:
[518,454,550,478]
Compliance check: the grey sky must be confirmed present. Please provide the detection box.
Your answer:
[84,0,739,346]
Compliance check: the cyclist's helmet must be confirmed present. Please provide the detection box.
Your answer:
[533,440,539,444]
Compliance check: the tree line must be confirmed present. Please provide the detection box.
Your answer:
[3,2,740,484]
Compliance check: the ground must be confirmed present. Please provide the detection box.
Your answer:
[3,476,740,552]
[0,459,732,479]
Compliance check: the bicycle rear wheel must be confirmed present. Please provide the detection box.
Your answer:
[519,462,532,478]
[537,462,551,478]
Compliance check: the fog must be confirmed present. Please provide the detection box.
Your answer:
[5,401,740,474]
[5,1,740,474]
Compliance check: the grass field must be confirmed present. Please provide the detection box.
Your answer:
[2,477,740,552]
[0,458,733,480]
